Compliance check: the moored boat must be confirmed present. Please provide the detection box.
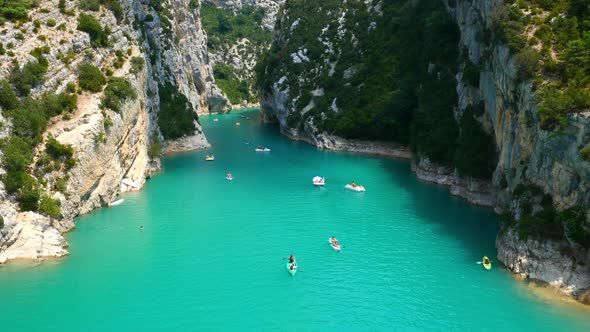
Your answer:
[313,176,325,186]
[108,199,124,207]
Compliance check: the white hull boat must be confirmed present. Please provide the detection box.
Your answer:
[345,184,365,192]
[313,176,325,186]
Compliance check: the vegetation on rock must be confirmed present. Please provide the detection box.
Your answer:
[157,83,198,139]
[102,77,136,112]
[78,63,106,92]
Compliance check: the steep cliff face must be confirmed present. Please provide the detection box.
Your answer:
[451,0,590,301]
[135,0,229,117]
[258,0,590,302]
[200,0,282,107]
[0,0,220,263]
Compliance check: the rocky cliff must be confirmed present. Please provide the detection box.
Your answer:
[0,0,221,263]
[257,0,590,303]
[200,0,282,108]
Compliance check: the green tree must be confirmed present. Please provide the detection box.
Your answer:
[78,63,106,92]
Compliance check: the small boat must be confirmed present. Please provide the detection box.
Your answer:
[108,199,124,207]
[482,256,492,270]
[122,178,141,189]
[313,176,325,186]
[286,261,298,276]
[246,116,251,120]
[205,155,215,161]
[226,173,233,181]
[345,184,365,192]
[255,146,271,152]
[235,122,241,126]
[329,238,341,251]
[213,118,219,122]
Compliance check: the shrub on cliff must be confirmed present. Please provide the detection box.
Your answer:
[39,194,61,219]
[77,13,109,47]
[9,60,48,96]
[0,215,3,229]
[102,77,136,112]
[157,83,197,139]
[0,79,19,111]
[148,137,162,159]
[561,207,590,248]
[40,92,77,117]
[45,137,74,160]
[462,61,480,87]
[129,57,145,75]
[454,110,496,180]
[1,136,33,172]
[78,63,106,92]
[0,1,32,22]
[579,146,590,162]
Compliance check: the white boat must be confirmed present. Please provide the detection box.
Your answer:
[226,174,233,181]
[286,262,297,276]
[122,178,141,189]
[255,147,271,152]
[213,118,219,122]
[313,176,325,186]
[345,184,365,192]
[235,122,241,126]
[329,238,341,251]
[108,199,124,207]
[205,155,215,161]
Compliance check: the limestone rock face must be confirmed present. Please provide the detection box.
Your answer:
[451,0,590,298]
[0,0,221,263]
[203,0,283,108]
[497,229,590,301]
[137,0,230,115]
[0,211,69,264]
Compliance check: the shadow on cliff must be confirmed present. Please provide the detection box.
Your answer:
[378,159,499,257]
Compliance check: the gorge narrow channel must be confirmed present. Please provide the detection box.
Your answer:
[1,109,589,331]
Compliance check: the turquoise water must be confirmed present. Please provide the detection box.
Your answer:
[1,109,590,331]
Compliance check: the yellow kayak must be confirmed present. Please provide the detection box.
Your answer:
[482,256,492,270]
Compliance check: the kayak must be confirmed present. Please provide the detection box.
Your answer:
[108,199,124,207]
[286,262,297,275]
[483,256,492,270]
[345,184,365,192]
[328,238,341,251]
[255,147,271,152]
[313,176,325,186]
